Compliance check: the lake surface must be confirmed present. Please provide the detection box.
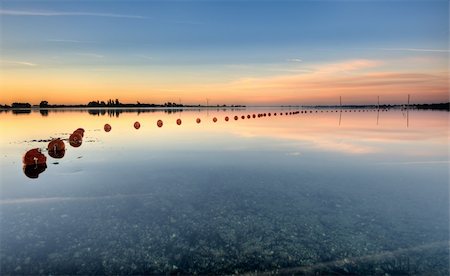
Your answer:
[0,108,448,275]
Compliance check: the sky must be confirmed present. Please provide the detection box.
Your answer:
[0,0,448,105]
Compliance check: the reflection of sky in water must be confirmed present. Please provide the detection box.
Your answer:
[0,109,448,274]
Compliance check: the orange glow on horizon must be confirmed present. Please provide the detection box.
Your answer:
[1,58,448,105]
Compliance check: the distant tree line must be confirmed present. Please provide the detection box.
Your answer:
[414,102,449,111]
[10,103,32,108]
[8,100,448,111]
[1,99,249,109]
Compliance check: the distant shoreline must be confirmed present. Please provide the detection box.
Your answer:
[1,102,448,111]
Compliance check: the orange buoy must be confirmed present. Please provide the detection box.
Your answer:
[225,116,229,121]
[247,115,250,119]
[157,120,163,127]
[48,138,65,152]
[104,124,111,132]
[23,164,47,179]
[69,132,83,148]
[176,118,182,125]
[268,113,271,116]
[213,117,217,123]
[196,118,201,124]
[73,129,84,137]
[234,116,238,120]
[48,149,65,159]
[241,115,245,119]
[48,139,65,159]
[134,121,141,129]
[23,148,47,166]
[252,114,256,118]
[274,113,277,116]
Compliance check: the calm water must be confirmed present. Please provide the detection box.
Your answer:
[0,108,448,275]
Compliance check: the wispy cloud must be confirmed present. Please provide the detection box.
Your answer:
[379,48,449,53]
[171,58,447,104]
[47,39,92,44]
[0,60,37,67]
[75,53,104,58]
[0,9,147,19]
[287,58,303,62]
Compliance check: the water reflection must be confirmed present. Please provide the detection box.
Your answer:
[2,108,448,275]
[22,163,47,179]
[12,109,31,115]
[15,108,441,180]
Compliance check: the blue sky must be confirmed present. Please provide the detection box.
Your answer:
[0,0,448,105]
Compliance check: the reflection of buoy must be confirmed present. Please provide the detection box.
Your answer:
[69,132,83,148]
[48,139,65,159]
[23,164,47,179]
[196,118,201,124]
[134,121,141,129]
[157,120,163,127]
[104,124,111,132]
[23,148,47,166]
[234,116,238,120]
[176,118,182,125]
[213,117,217,123]
[225,116,229,121]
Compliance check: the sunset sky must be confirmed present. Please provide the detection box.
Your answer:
[0,0,448,105]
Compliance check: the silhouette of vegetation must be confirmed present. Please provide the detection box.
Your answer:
[414,102,449,111]
[0,99,246,109]
[11,102,31,108]
[39,101,49,108]
[1,100,448,110]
